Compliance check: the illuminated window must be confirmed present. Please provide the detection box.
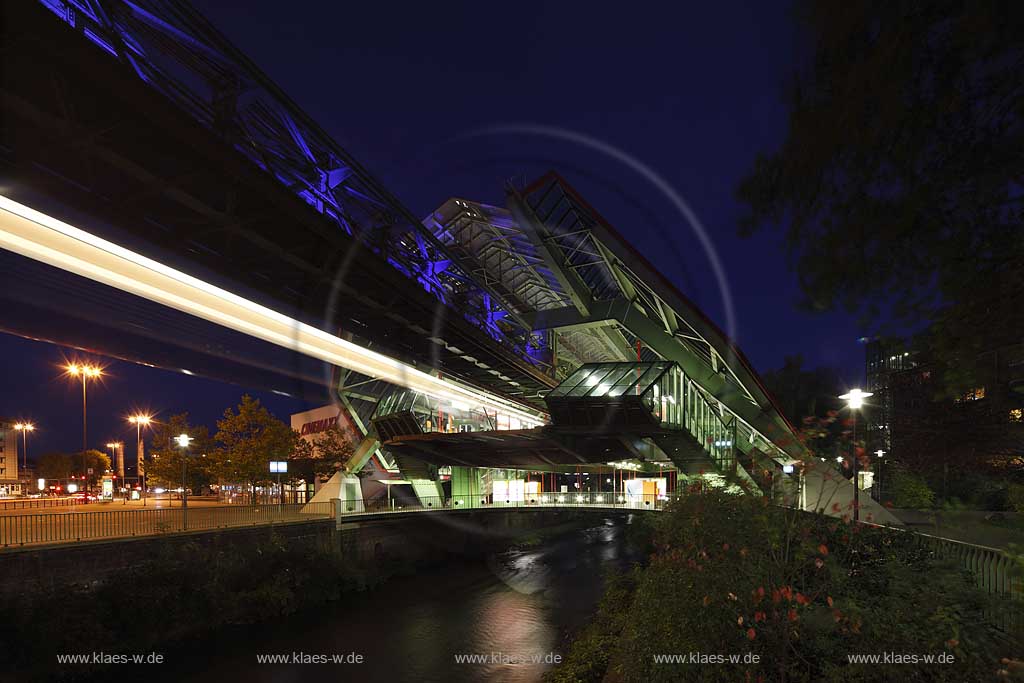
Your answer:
[1011,409,1023,423]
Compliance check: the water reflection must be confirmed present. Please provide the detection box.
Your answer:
[157,516,638,683]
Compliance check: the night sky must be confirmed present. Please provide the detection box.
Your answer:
[2,0,872,458]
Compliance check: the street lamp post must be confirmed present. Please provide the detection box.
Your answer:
[270,461,288,511]
[13,422,34,474]
[65,363,102,453]
[874,449,886,501]
[128,415,152,506]
[839,389,873,522]
[175,433,192,530]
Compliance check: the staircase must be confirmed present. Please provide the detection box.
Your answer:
[650,431,719,477]
[392,452,436,481]
[370,410,437,481]
[650,431,762,494]
[736,448,774,495]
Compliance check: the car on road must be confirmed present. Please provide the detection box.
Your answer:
[71,492,99,502]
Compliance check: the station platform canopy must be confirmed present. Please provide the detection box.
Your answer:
[546,361,678,429]
[381,361,740,478]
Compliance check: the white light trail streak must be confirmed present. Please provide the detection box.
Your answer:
[0,195,544,425]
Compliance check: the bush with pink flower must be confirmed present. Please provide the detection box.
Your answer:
[547,488,1013,682]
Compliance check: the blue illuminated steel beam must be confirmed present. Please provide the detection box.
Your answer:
[32,0,550,376]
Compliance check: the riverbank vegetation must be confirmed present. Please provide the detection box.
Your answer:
[0,534,383,681]
[0,512,611,681]
[547,490,1017,682]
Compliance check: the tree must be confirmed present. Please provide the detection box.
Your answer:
[762,357,849,467]
[762,355,843,424]
[737,1,1024,396]
[73,449,110,488]
[306,424,356,479]
[209,395,299,502]
[1008,483,1024,513]
[146,413,212,491]
[888,467,936,509]
[36,452,72,481]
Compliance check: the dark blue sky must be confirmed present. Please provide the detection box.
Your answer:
[2,0,872,458]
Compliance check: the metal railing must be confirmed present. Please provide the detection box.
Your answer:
[916,531,1022,634]
[856,518,1022,599]
[331,493,666,517]
[0,502,334,549]
[820,513,1022,635]
[683,378,737,472]
[921,533,1019,596]
[0,497,87,511]
[0,494,657,549]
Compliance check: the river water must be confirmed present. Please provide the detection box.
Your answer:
[156,515,641,682]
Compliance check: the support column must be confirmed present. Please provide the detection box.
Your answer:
[451,466,482,507]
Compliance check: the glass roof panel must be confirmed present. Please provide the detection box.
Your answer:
[548,362,678,401]
[569,366,617,396]
[588,365,637,396]
[547,365,593,397]
[633,363,671,395]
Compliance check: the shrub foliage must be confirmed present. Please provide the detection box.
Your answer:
[548,490,1011,682]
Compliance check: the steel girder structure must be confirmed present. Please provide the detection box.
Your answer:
[518,174,801,460]
[429,173,801,461]
[27,0,553,382]
[9,1,798,465]
[425,198,633,376]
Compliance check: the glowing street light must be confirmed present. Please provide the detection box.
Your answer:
[838,388,873,410]
[66,363,102,378]
[64,362,103,453]
[13,422,34,472]
[839,388,873,522]
[128,414,153,506]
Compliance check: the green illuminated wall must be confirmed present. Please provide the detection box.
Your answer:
[451,466,482,501]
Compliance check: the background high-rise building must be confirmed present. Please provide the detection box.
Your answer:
[0,419,22,496]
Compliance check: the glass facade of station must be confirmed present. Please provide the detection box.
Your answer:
[547,362,736,471]
[372,388,543,435]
